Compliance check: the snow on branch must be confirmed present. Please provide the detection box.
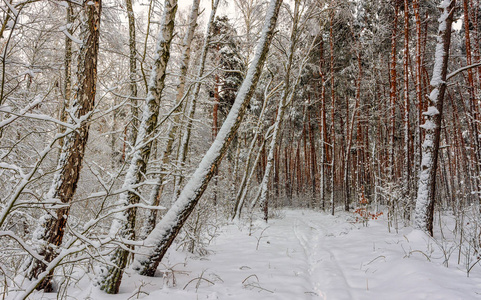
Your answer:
[446,62,481,81]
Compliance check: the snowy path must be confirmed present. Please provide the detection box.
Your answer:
[136,209,481,300]
[25,209,481,300]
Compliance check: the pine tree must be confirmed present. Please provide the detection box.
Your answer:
[25,0,102,291]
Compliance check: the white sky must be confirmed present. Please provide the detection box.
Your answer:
[177,0,236,19]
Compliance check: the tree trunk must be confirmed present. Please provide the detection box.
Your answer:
[58,2,74,151]
[26,0,101,291]
[232,77,275,220]
[133,0,283,276]
[403,0,411,219]
[413,0,423,195]
[462,0,481,207]
[126,0,138,146]
[253,6,313,212]
[99,0,177,294]
[172,0,221,201]
[319,38,327,211]
[389,4,399,183]
[329,9,336,216]
[141,0,200,238]
[414,0,456,236]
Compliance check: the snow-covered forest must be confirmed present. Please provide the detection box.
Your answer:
[1,0,481,298]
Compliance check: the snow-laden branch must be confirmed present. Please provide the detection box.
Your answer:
[0,129,73,228]
[0,231,47,264]
[446,62,481,81]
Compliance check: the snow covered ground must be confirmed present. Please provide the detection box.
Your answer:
[12,209,481,299]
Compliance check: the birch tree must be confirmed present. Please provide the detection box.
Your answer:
[126,0,139,144]
[172,0,220,201]
[141,0,201,239]
[251,0,308,220]
[98,0,178,294]
[133,0,283,276]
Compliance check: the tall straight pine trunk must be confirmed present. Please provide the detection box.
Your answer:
[415,0,456,236]
[403,0,411,218]
[329,8,336,216]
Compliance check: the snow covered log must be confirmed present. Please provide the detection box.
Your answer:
[133,0,283,277]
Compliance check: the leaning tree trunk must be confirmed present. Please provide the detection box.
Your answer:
[231,76,277,220]
[26,0,101,291]
[414,0,456,236]
[171,0,221,201]
[141,0,201,239]
[232,109,266,219]
[133,0,283,277]
[98,0,177,294]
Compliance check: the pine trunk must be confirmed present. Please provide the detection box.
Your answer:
[414,0,456,236]
[26,0,101,291]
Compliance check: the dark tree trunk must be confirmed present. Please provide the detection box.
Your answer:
[26,0,101,291]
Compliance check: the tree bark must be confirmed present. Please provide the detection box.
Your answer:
[254,0,302,220]
[329,8,336,216]
[58,2,74,151]
[26,0,101,291]
[141,0,200,239]
[318,37,327,211]
[413,0,423,194]
[414,0,456,236]
[126,0,139,146]
[403,0,411,219]
[172,0,221,202]
[99,0,177,294]
[389,4,399,183]
[232,77,276,220]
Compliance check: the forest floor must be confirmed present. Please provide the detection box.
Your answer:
[14,209,481,300]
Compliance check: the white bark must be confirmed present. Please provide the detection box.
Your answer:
[140,0,201,239]
[99,0,178,294]
[172,0,221,202]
